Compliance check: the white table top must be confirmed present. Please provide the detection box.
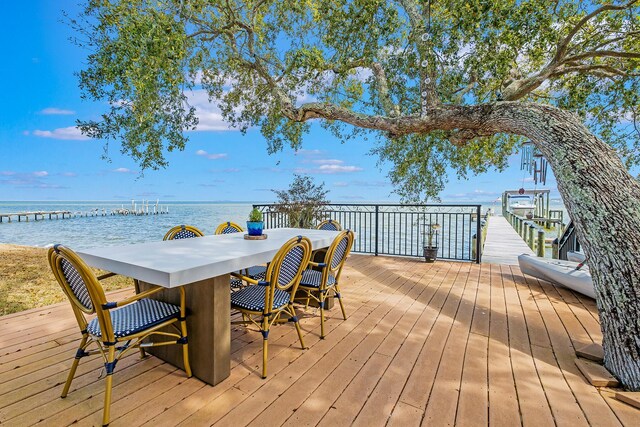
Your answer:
[77,228,340,288]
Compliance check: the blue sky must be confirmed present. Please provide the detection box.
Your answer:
[0,2,559,203]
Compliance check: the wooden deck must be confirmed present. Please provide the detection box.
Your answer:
[1,255,638,426]
[482,215,534,265]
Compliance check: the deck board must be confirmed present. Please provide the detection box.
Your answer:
[1,255,638,426]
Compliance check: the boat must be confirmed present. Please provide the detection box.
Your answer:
[509,195,536,217]
[567,251,586,263]
[517,254,595,299]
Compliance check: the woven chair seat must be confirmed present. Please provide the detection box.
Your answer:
[230,276,244,290]
[230,265,268,290]
[86,298,180,338]
[244,265,267,280]
[299,269,336,288]
[231,285,290,312]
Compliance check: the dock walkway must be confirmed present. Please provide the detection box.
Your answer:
[482,215,533,265]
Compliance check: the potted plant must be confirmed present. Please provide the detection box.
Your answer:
[423,223,441,263]
[247,208,264,236]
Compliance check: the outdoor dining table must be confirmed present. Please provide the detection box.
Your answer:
[77,227,340,386]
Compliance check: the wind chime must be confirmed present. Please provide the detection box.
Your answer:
[519,141,548,191]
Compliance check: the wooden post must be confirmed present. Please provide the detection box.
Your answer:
[537,229,545,257]
[552,239,559,259]
[472,234,477,261]
[528,224,535,250]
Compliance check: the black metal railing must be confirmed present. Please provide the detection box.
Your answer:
[556,220,580,260]
[253,203,483,263]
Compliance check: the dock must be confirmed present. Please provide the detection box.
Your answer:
[482,215,534,265]
[0,211,73,223]
[0,201,168,224]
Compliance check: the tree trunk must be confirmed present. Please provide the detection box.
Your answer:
[500,105,640,390]
[300,100,640,388]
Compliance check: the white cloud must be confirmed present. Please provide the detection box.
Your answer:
[196,149,227,160]
[32,126,89,141]
[295,158,363,174]
[0,171,66,189]
[186,90,239,132]
[334,181,349,187]
[309,159,343,165]
[40,107,76,115]
[113,167,134,174]
[317,164,362,173]
[350,180,390,187]
[60,172,78,177]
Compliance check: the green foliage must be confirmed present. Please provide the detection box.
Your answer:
[248,207,263,222]
[73,0,640,197]
[272,174,329,228]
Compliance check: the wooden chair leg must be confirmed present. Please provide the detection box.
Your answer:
[319,292,326,339]
[102,345,116,427]
[290,304,306,349]
[261,316,269,379]
[180,319,192,377]
[334,284,347,320]
[61,335,88,398]
[305,290,311,309]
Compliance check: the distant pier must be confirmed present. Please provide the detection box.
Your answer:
[0,200,168,224]
[0,211,73,223]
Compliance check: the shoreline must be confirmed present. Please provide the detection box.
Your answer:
[0,243,44,250]
[0,244,132,316]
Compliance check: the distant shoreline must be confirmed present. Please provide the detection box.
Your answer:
[0,243,40,251]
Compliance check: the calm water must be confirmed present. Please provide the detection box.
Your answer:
[0,201,253,250]
[0,200,568,260]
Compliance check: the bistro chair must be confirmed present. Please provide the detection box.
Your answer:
[48,245,191,427]
[230,235,312,378]
[297,230,354,339]
[163,224,205,240]
[317,219,342,231]
[214,221,267,291]
[214,221,243,234]
[312,219,343,263]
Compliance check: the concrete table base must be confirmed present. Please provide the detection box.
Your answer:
[139,275,230,386]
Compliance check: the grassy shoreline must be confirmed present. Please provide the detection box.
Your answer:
[0,244,132,316]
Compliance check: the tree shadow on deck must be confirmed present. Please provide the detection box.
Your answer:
[345,255,602,365]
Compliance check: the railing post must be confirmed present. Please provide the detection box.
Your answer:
[537,229,545,257]
[528,224,535,250]
[552,238,559,259]
[374,205,379,256]
[476,205,481,264]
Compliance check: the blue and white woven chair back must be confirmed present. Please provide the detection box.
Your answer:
[173,229,199,239]
[269,236,312,292]
[328,230,354,272]
[317,220,342,231]
[60,258,94,312]
[215,221,243,235]
[220,226,239,234]
[164,224,204,240]
[48,245,106,316]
